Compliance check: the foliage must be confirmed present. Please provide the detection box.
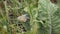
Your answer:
[0,0,60,34]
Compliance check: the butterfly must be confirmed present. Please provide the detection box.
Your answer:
[17,14,29,22]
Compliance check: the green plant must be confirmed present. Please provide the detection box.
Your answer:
[0,0,60,34]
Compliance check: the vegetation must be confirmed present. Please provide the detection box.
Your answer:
[0,0,60,34]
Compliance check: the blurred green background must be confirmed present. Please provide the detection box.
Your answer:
[0,0,60,34]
